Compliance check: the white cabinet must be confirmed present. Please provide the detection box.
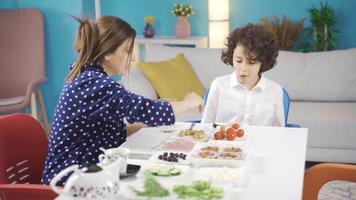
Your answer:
[133,35,208,62]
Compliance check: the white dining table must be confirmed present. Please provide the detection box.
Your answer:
[56,123,308,200]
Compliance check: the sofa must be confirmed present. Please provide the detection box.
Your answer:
[126,44,356,164]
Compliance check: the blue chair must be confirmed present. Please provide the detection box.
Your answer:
[282,88,301,128]
[203,89,210,104]
[202,88,300,127]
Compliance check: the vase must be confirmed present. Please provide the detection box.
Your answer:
[175,16,191,39]
[143,23,155,38]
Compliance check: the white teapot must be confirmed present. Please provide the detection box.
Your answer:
[50,164,120,199]
[98,147,129,176]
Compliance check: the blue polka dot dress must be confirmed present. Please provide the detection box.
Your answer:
[41,63,175,185]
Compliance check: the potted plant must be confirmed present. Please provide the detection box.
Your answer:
[260,16,305,50]
[300,1,338,52]
[143,16,155,38]
[172,3,194,38]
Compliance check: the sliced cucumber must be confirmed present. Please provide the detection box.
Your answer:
[149,168,160,175]
[149,165,182,176]
[163,165,175,171]
[170,168,181,176]
[157,170,170,176]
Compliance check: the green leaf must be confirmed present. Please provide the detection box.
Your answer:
[130,170,170,197]
[144,16,155,25]
[302,1,338,52]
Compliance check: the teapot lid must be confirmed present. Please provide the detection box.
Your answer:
[82,164,102,173]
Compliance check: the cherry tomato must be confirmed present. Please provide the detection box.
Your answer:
[227,133,237,141]
[226,128,235,136]
[214,132,222,140]
[236,129,245,137]
[227,131,236,137]
[220,131,226,140]
[231,123,240,130]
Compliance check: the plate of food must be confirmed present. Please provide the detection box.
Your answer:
[190,140,247,168]
[136,163,190,179]
[156,139,196,152]
[124,173,233,200]
[190,166,249,188]
[169,123,214,142]
[211,122,247,142]
[149,151,191,165]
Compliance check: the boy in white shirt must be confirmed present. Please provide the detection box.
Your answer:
[202,24,285,126]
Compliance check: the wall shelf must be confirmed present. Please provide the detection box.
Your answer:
[133,35,208,62]
[135,35,208,48]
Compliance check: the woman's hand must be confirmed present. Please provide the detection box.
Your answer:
[126,122,147,136]
[170,92,205,115]
[182,92,204,112]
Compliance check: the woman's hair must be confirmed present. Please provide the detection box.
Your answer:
[221,23,278,73]
[67,16,136,82]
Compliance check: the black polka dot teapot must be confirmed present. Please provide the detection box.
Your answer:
[50,163,120,199]
[97,147,129,176]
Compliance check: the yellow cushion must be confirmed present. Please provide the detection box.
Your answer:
[138,53,205,101]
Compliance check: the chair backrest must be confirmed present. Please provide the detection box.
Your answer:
[203,89,210,104]
[303,163,356,200]
[282,88,290,125]
[0,8,45,99]
[0,184,57,200]
[0,114,48,184]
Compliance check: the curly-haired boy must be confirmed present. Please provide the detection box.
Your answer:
[202,24,285,126]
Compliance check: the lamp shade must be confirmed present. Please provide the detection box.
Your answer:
[209,21,229,48]
[208,0,229,20]
[208,0,229,48]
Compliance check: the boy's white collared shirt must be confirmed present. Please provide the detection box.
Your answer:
[201,73,285,127]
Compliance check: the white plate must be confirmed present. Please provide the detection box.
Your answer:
[169,123,215,142]
[155,139,196,152]
[210,125,248,142]
[136,163,190,179]
[169,130,210,142]
[189,166,250,189]
[158,123,191,133]
[190,140,247,168]
[149,151,191,165]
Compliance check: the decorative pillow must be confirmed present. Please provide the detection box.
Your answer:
[123,67,158,100]
[138,53,205,101]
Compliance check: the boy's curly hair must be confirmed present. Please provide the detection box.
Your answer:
[221,24,278,73]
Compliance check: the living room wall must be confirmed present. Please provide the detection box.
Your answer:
[0,0,83,122]
[102,0,356,49]
[1,0,356,122]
